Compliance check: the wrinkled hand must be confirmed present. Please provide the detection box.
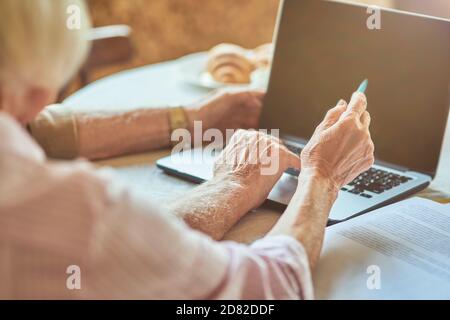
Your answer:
[300,92,375,190]
[188,88,264,132]
[214,130,300,210]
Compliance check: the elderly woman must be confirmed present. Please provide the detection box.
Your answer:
[0,0,374,299]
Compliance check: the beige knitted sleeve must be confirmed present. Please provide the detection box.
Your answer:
[28,104,79,159]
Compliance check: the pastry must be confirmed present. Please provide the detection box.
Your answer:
[252,43,274,69]
[207,43,254,84]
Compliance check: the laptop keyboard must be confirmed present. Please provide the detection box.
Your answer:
[285,144,413,199]
[343,168,412,198]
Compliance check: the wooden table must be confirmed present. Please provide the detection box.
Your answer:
[65,57,450,244]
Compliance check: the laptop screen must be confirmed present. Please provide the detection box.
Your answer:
[261,0,450,177]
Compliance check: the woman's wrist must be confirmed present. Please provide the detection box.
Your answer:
[208,172,254,216]
[297,167,340,196]
[184,107,201,134]
[268,168,339,268]
[213,172,251,199]
[271,169,339,234]
[172,172,251,240]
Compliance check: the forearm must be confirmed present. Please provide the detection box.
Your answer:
[75,108,172,159]
[268,169,338,269]
[169,174,252,240]
[30,104,201,160]
[77,106,205,159]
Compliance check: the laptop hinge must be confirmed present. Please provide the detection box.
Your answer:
[281,134,308,147]
[374,159,410,173]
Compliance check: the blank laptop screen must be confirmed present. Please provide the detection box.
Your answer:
[261,0,450,176]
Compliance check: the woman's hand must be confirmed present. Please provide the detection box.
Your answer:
[214,129,300,211]
[300,92,375,191]
[269,93,375,269]
[187,88,264,132]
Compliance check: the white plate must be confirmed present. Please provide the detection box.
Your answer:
[176,52,269,90]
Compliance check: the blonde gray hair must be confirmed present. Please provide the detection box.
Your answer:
[0,0,91,89]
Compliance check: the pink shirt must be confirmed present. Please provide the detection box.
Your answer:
[0,112,313,299]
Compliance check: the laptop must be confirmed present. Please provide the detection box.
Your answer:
[157,0,450,222]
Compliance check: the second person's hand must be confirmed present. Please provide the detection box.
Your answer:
[186,88,264,132]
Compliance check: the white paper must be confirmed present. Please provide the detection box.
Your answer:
[314,197,450,299]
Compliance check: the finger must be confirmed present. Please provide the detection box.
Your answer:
[268,133,282,145]
[228,87,265,99]
[322,100,347,128]
[277,143,301,169]
[227,130,242,145]
[360,111,371,128]
[248,89,266,98]
[238,108,261,129]
[253,131,282,146]
[342,92,367,118]
[244,93,265,111]
[236,133,252,164]
[246,96,264,113]
[285,150,301,170]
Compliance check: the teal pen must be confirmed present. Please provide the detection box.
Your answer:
[357,79,369,93]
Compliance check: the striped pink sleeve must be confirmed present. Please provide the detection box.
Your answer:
[72,171,314,300]
[210,236,314,300]
[0,159,314,299]
[0,112,313,299]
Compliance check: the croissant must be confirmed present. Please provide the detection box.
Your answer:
[207,43,254,84]
[252,43,274,69]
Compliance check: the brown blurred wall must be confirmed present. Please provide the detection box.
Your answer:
[87,0,280,81]
[85,0,450,82]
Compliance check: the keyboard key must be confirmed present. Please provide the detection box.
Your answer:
[284,157,413,195]
[285,168,300,176]
[349,188,362,195]
[347,168,412,195]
